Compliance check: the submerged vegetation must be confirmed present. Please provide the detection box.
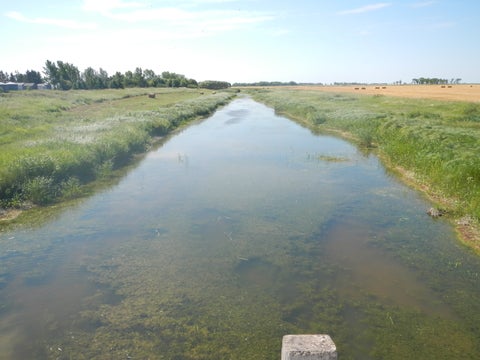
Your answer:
[0,88,234,209]
[247,88,480,251]
[1,96,480,359]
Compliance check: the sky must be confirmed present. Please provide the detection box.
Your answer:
[1,0,479,84]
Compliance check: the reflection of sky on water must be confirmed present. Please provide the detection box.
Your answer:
[1,98,479,359]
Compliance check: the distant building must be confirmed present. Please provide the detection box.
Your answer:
[37,83,52,90]
[0,82,19,91]
[22,83,37,90]
[0,82,51,91]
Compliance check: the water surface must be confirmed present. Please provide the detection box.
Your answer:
[0,97,479,359]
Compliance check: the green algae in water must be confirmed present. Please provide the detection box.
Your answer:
[1,98,480,359]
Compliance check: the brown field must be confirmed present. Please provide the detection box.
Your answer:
[291,84,480,103]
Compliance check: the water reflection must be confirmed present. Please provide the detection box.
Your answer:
[0,97,479,359]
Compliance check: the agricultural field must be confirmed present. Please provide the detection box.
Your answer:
[0,88,234,214]
[246,86,480,253]
[291,84,480,103]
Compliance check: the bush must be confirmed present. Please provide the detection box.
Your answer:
[23,176,56,205]
[307,111,327,125]
[60,177,82,199]
[198,80,231,90]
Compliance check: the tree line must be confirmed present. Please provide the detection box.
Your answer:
[0,70,43,84]
[234,81,299,87]
[43,60,201,90]
[1,60,231,90]
[412,77,461,85]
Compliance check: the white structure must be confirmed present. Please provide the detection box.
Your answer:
[281,335,337,360]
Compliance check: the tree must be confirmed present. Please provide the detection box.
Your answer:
[25,70,43,84]
[0,71,8,82]
[133,67,146,87]
[14,71,27,83]
[161,71,186,87]
[57,61,82,89]
[83,67,99,89]
[143,69,156,86]
[43,60,60,88]
[110,72,125,89]
[82,67,110,89]
[43,60,82,89]
[198,80,231,90]
[185,78,198,88]
[124,71,135,87]
[39,60,199,90]
[98,68,109,88]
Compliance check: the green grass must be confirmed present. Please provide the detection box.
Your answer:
[246,88,480,222]
[0,88,235,207]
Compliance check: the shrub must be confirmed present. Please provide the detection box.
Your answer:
[307,111,327,125]
[60,177,82,199]
[357,129,375,148]
[94,159,114,179]
[22,176,56,205]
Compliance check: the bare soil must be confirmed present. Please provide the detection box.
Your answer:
[292,84,480,103]
[0,209,22,221]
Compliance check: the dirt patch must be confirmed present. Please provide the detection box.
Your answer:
[0,209,22,221]
[291,84,480,103]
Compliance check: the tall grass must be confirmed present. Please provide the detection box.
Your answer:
[247,88,480,220]
[0,89,234,207]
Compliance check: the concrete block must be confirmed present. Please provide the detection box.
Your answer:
[281,334,337,360]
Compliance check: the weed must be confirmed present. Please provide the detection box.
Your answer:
[22,176,56,205]
[307,111,327,125]
[461,103,480,122]
[60,177,82,200]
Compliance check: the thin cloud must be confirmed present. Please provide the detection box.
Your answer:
[185,0,240,3]
[95,6,274,25]
[103,7,196,22]
[431,21,455,29]
[410,1,436,8]
[81,0,275,38]
[82,0,146,13]
[271,29,291,37]
[5,11,97,30]
[338,3,392,15]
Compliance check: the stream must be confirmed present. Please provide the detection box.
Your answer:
[0,97,479,359]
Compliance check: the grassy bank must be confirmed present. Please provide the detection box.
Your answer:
[246,87,480,252]
[0,88,235,210]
